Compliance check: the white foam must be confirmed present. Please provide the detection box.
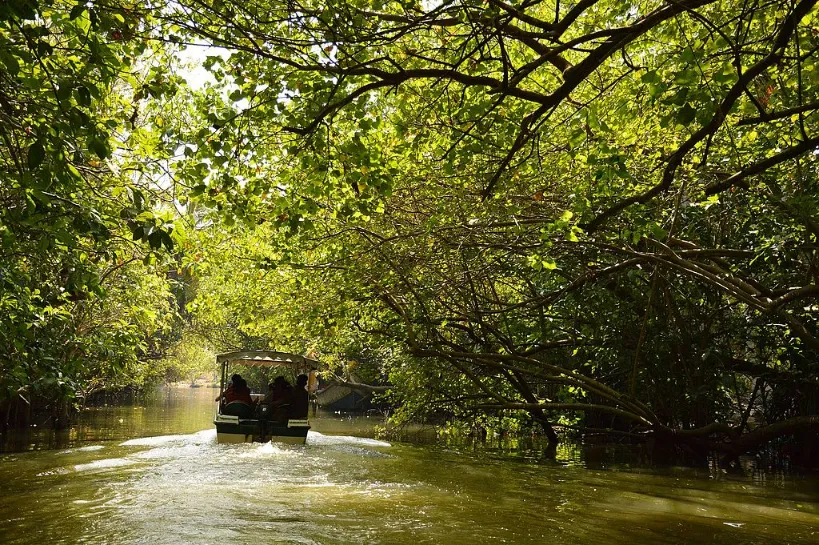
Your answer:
[119,429,215,447]
[229,440,303,460]
[36,468,70,476]
[59,445,105,454]
[306,431,391,448]
[135,444,204,460]
[119,434,190,446]
[74,458,137,472]
[255,441,300,456]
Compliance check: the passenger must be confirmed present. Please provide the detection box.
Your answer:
[267,376,293,423]
[215,374,242,403]
[288,374,309,420]
[227,377,254,405]
[257,378,284,419]
[219,375,255,418]
[262,376,290,404]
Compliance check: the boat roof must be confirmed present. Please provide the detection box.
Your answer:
[216,350,321,369]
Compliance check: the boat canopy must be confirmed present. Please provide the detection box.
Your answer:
[216,350,321,370]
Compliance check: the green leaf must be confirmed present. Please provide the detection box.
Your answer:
[674,69,698,85]
[160,231,174,251]
[148,231,162,250]
[649,223,667,239]
[0,49,20,76]
[713,64,737,84]
[69,107,91,129]
[56,84,73,102]
[640,70,661,84]
[37,41,54,57]
[66,163,83,180]
[27,142,45,169]
[801,3,819,24]
[676,103,697,126]
[132,189,144,209]
[69,5,86,20]
[76,86,92,107]
[89,137,109,160]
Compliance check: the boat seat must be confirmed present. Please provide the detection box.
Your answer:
[223,401,255,418]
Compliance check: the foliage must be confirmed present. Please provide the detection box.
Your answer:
[156,330,217,385]
[0,0,181,409]
[3,0,819,461]
[164,0,819,458]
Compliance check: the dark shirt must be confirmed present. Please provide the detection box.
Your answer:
[263,385,291,405]
[288,388,309,419]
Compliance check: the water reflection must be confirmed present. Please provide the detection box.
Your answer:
[0,388,818,544]
[1,387,397,453]
[1,387,219,452]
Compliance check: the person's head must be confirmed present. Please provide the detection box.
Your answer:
[230,373,242,384]
[234,377,249,391]
[296,374,308,388]
[273,375,288,389]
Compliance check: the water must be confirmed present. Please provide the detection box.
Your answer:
[1,388,818,544]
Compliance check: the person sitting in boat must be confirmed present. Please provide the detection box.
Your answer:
[218,375,255,418]
[260,376,292,423]
[215,374,242,402]
[261,376,290,404]
[257,377,285,418]
[288,374,309,420]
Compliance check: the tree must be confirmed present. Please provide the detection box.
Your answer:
[160,0,819,461]
[5,0,817,461]
[0,0,182,420]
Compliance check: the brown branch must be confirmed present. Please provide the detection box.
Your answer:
[477,402,653,426]
[673,421,739,438]
[488,0,555,31]
[327,376,392,394]
[737,100,819,126]
[584,0,818,231]
[704,134,819,195]
[725,415,819,455]
[411,345,658,422]
[552,0,602,37]
[768,284,819,308]
[483,0,719,199]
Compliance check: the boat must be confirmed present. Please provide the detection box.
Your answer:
[213,350,319,444]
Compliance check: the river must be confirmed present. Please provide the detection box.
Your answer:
[1,387,817,544]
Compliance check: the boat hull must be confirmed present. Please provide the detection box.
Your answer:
[214,414,309,444]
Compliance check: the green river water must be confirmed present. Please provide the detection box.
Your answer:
[1,387,818,545]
